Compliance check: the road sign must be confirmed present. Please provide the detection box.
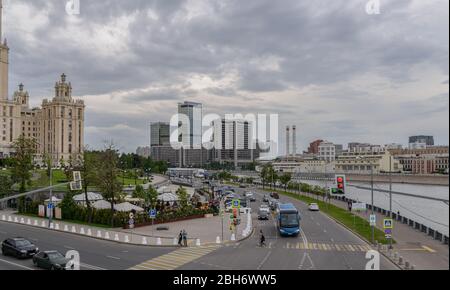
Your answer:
[232,199,241,209]
[48,203,54,209]
[70,181,82,191]
[352,202,367,212]
[129,212,135,219]
[383,219,393,229]
[384,229,392,235]
[149,209,157,219]
[369,214,376,226]
[73,171,81,182]
[385,234,392,239]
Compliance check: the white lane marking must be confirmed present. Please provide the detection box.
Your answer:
[0,258,34,270]
[316,222,320,226]
[106,255,121,260]
[300,227,308,248]
[257,250,272,270]
[299,252,315,270]
[64,245,75,250]
[80,263,107,270]
[323,229,327,233]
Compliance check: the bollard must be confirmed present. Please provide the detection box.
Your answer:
[8,216,12,222]
[105,232,110,239]
[55,224,60,230]
[196,239,201,247]
[398,256,404,266]
[49,223,54,229]
[80,228,85,235]
[27,219,31,225]
[34,220,39,226]
[71,226,77,233]
[405,261,410,270]
[14,217,18,223]
[114,234,120,241]
[41,221,46,227]
[87,229,92,236]
[97,231,102,238]
[20,218,25,224]
[394,252,399,260]
[64,225,69,232]
[231,233,236,241]
[1,215,5,221]
[142,237,148,245]
[124,235,130,243]
[156,237,162,245]
[173,237,178,246]
[216,236,221,244]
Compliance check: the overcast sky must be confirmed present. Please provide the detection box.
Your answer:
[3,0,449,154]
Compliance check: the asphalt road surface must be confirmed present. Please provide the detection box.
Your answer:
[0,185,398,270]
[179,186,398,270]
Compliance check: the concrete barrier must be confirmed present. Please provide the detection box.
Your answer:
[114,234,120,241]
[104,232,110,239]
[142,237,147,245]
[124,235,130,243]
[216,236,221,244]
[87,229,92,236]
[55,224,60,230]
[97,231,102,238]
[156,237,162,245]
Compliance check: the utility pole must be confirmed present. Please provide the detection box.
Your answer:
[389,154,393,249]
[371,162,374,245]
[48,166,53,227]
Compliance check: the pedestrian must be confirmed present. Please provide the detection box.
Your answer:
[182,230,188,247]
[259,230,266,247]
[178,231,183,246]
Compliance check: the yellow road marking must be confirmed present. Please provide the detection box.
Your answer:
[422,246,436,253]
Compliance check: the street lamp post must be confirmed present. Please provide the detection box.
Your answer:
[370,162,375,245]
[48,167,53,227]
[389,155,393,249]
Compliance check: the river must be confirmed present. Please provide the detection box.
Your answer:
[296,179,449,236]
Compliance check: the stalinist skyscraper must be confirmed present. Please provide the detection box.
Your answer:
[0,0,86,164]
[0,0,9,101]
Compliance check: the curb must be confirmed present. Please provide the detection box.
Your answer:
[1,214,246,248]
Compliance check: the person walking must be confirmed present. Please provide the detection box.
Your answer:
[259,230,266,247]
[178,231,183,246]
[182,230,188,247]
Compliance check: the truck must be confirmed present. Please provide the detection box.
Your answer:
[276,203,301,237]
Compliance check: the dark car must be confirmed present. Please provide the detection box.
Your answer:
[270,192,280,199]
[33,251,72,270]
[263,195,269,202]
[1,238,39,259]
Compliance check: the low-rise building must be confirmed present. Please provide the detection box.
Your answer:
[335,151,402,174]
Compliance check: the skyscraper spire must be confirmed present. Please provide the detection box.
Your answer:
[0,0,3,42]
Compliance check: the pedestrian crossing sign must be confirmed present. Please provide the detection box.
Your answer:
[383,219,393,229]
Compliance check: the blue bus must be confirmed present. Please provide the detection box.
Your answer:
[277,203,301,237]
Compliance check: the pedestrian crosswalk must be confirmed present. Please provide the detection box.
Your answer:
[283,242,372,252]
[129,245,221,270]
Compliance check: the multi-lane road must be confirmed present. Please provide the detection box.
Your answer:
[0,186,398,270]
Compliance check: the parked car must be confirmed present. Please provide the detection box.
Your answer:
[1,238,39,259]
[308,203,320,211]
[32,251,72,270]
[249,196,257,202]
[263,195,269,202]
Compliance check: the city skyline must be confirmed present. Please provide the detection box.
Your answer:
[2,0,449,153]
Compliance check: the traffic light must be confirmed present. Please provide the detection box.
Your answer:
[335,175,346,194]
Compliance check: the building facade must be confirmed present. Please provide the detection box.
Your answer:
[318,141,336,162]
[0,4,85,164]
[335,151,402,174]
[409,135,434,146]
[390,146,449,174]
[307,139,323,154]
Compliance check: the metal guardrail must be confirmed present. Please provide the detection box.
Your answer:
[333,195,449,245]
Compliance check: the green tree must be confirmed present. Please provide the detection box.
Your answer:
[132,184,145,199]
[96,143,123,226]
[0,175,13,198]
[176,186,189,211]
[279,173,292,191]
[145,185,159,209]
[78,150,100,223]
[11,136,37,193]
[260,164,276,189]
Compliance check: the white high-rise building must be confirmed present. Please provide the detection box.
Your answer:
[318,141,336,162]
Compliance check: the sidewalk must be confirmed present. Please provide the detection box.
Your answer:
[120,212,250,244]
[0,209,252,247]
[327,198,449,270]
